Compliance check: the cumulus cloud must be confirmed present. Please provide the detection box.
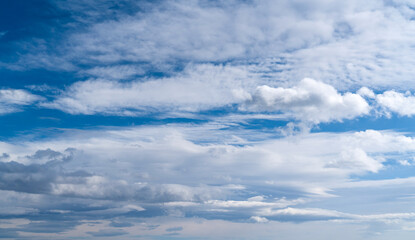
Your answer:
[357,87,375,99]
[244,78,370,123]
[338,87,415,117]
[0,148,76,194]
[0,89,42,114]
[376,90,415,117]
[0,148,236,203]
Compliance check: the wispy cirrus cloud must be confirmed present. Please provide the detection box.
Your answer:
[5,0,415,92]
[0,89,42,114]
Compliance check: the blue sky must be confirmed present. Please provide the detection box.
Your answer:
[2,0,415,239]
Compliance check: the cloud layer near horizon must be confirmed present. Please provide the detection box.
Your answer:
[2,125,415,238]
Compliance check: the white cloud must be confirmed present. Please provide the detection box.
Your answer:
[249,216,269,223]
[3,125,415,202]
[43,73,373,124]
[260,207,345,219]
[42,64,253,115]
[357,87,375,99]
[8,0,415,92]
[376,90,415,117]
[326,148,384,173]
[259,206,415,223]
[4,1,415,238]
[205,197,305,209]
[248,2,415,90]
[64,0,337,64]
[0,89,42,114]
[80,65,145,80]
[244,78,370,123]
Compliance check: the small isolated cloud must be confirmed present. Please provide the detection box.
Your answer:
[244,78,370,123]
[0,89,42,114]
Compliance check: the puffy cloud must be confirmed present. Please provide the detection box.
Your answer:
[244,78,370,123]
[357,87,375,99]
[376,90,415,117]
[0,148,76,194]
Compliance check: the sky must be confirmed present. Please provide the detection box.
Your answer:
[2,0,415,239]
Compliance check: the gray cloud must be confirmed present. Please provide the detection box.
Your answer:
[0,148,76,194]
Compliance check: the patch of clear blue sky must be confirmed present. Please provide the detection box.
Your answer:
[0,69,75,89]
[351,163,415,181]
[316,115,415,134]
[0,0,70,60]
[0,109,207,141]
